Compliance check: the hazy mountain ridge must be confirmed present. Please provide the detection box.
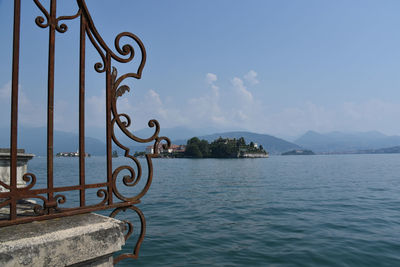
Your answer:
[0,126,232,156]
[0,127,106,156]
[114,126,225,153]
[295,130,400,153]
[116,126,242,144]
[4,126,400,156]
[354,146,400,154]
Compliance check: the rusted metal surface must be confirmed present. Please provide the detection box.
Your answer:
[2,0,170,263]
[9,0,21,222]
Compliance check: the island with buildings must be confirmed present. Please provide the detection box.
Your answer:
[143,137,268,158]
[56,150,90,157]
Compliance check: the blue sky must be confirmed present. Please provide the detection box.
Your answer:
[1,0,400,140]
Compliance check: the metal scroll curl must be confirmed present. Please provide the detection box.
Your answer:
[19,194,66,216]
[79,0,172,202]
[33,0,50,28]
[9,0,168,263]
[81,0,171,261]
[33,0,81,33]
[110,69,169,203]
[110,205,146,265]
[21,173,37,191]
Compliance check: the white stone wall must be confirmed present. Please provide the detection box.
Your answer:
[241,153,269,158]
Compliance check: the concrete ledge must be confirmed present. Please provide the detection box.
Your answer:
[0,213,126,267]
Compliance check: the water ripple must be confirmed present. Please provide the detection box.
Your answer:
[29,155,400,266]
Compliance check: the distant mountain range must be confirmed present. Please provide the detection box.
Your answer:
[0,127,106,156]
[128,126,223,141]
[3,126,400,156]
[114,126,226,152]
[295,130,400,153]
[356,146,400,154]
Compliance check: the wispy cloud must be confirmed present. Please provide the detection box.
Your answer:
[0,81,11,99]
[0,81,46,128]
[205,73,217,85]
[187,73,227,126]
[4,73,400,139]
[231,77,253,102]
[205,72,219,97]
[86,89,106,128]
[244,70,259,85]
[258,99,400,137]
[104,71,261,132]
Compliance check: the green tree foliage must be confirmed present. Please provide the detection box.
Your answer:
[184,136,267,158]
[198,139,210,157]
[209,138,238,158]
[185,143,203,158]
[187,137,201,145]
[184,137,210,158]
[238,137,246,146]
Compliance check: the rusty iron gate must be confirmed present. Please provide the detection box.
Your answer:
[1,0,170,263]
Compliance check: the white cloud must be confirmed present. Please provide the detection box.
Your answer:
[187,74,226,127]
[182,73,264,130]
[0,81,46,128]
[85,88,176,130]
[5,74,400,139]
[53,100,79,132]
[205,73,217,85]
[235,110,248,121]
[244,70,259,85]
[256,99,400,137]
[146,89,168,119]
[0,81,11,99]
[111,88,188,132]
[205,73,219,97]
[231,77,253,102]
[86,90,106,127]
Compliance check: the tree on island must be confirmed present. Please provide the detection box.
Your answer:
[209,137,238,158]
[184,137,209,158]
[238,137,246,146]
[184,136,267,158]
[198,139,210,157]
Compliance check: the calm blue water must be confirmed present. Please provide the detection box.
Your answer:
[29,154,400,266]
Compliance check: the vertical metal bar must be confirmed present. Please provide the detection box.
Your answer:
[106,53,113,205]
[10,0,21,220]
[79,15,86,207]
[47,0,57,212]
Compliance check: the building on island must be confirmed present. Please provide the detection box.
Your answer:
[56,149,90,157]
[145,144,186,154]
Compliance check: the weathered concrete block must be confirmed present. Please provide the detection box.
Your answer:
[0,148,34,192]
[0,213,126,267]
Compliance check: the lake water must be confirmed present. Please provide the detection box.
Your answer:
[28,154,400,266]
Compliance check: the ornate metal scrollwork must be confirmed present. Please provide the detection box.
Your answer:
[2,0,169,264]
[110,205,146,264]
